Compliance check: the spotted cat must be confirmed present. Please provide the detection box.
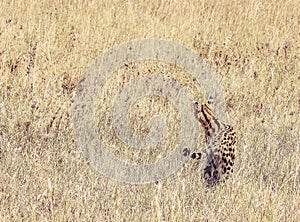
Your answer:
[190,97,237,186]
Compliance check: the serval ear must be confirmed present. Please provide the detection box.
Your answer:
[208,96,214,105]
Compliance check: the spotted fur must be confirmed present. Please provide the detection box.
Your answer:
[191,98,237,186]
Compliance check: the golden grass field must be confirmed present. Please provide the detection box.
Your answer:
[1,0,300,221]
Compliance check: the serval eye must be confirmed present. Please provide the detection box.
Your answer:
[193,101,198,105]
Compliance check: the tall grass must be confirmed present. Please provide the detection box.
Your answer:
[0,0,299,221]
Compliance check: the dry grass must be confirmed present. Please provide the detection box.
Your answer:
[1,0,300,221]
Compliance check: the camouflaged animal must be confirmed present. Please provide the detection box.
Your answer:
[190,97,237,186]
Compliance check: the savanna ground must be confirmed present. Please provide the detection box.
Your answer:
[1,0,300,221]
